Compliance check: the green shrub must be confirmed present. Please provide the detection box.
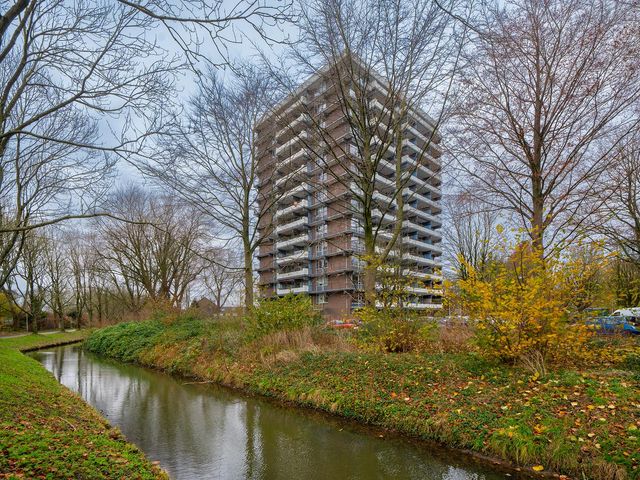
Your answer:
[354,305,436,353]
[84,314,210,362]
[84,320,165,362]
[247,294,321,338]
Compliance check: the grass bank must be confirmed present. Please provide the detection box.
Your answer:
[0,331,167,479]
[85,316,640,480]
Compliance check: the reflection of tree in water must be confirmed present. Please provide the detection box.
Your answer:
[34,346,501,480]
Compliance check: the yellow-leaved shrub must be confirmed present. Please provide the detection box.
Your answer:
[455,242,600,371]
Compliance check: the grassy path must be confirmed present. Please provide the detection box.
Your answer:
[0,331,167,479]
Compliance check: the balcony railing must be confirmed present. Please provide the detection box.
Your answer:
[277,268,309,281]
[279,182,309,201]
[405,301,443,310]
[274,200,309,219]
[276,250,308,265]
[275,131,309,156]
[277,285,310,295]
[275,164,307,186]
[276,234,309,250]
[405,253,439,267]
[276,217,308,234]
[402,220,441,238]
[407,286,443,295]
[403,269,443,281]
[276,113,310,139]
[402,236,441,252]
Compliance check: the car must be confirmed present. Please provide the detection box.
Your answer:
[326,319,359,330]
[587,310,640,335]
[611,307,640,319]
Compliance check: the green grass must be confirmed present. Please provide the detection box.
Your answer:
[0,330,88,351]
[0,331,167,479]
[85,318,640,480]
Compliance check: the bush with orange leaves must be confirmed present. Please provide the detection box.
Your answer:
[454,241,609,374]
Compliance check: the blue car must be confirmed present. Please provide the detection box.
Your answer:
[587,311,640,335]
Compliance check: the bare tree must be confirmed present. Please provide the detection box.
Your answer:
[264,0,467,306]
[144,64,278,309]
[96,186,206,309]
[450,0,640,255]
[41,231,70,330]
[200,248,244,310]
[112,0,294,68]
[10,231,47,332]
[445,192,500,281]
[609,257,640,307]
[0,0,178,287]
[596,138,640,267]
[1,0,293,70]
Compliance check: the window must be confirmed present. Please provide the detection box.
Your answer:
[315,258,328,274]
[316,276,328,291]
[351,237,364,253]
[315,223,327,238]
[315,205,327,220]
[318,187,329,203]
[317,293,327,304]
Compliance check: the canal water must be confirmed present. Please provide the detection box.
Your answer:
[30,345,514,480]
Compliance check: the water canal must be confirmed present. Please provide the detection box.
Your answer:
[30,345,516,480]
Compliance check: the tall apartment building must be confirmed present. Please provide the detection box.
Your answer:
[255,62,443,320]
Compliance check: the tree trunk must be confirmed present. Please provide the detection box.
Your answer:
[531,175,545,254]
[363,220,377,307]
[243,247,254,311]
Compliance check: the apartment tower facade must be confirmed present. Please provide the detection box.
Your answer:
[256,63,443,320]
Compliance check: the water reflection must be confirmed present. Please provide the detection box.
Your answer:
[31,346,510,480]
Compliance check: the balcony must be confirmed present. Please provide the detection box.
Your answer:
[275,165,307,187]
[279,182,309,202]
[277,285,310,295]
[405,301,443,310]
[371,208,396,223]
[276,234,309,250]
[401,154,441,182]
[275,200,309,219]
[403,269,443,281]
[402,220,441,238]
[279,96,307,118]
[277,268,309,281]
[275,131,309,156]
[402,187,441,212]
[407,286,443,295]
[404,205,440,225]
[278,148,309,171]
[276,217,308,235]
[402,236,440,252]
[276,250,308,265]
[276,113,310,139]
[405,253,439,267]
